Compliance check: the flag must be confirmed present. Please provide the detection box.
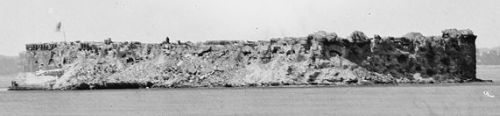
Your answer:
[56,22,62,32]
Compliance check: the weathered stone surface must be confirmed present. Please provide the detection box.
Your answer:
[11,29,484,90]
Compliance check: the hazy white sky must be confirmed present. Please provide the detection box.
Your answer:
[0,0,499,56]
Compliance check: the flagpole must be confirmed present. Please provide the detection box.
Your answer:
[63,31,66,42]
[56,21,66,42]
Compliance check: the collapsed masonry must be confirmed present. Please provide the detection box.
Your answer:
[13,29,482,90]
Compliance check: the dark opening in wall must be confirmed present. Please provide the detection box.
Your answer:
[329,50,342,57]
[271,46,280,53]
[286,50,295,55]
[415,66,422,72]
[304,36,313,50]
[397,55,408,63]
[126,58,134,63]
[50,52,56,58]
[426,69,436,76]
[308,72,321,83]
[334,72,339,76]
[286,66,294,75]
[242,51,252,56]
[440,58,450,66]
[48,59,54,65]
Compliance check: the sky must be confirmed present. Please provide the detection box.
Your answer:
[0,0,499,56]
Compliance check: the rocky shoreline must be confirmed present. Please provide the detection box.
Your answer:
[9,29,489,90]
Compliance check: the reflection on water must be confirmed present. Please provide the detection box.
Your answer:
[0,74,16,88]
[0,65,498,116]
[477,65,500,82]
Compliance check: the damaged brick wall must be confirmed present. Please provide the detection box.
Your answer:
[362,29,476,82]
[17,29,480,89]
[22,41,163,73]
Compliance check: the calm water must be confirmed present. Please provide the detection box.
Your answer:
[0,65,499,116]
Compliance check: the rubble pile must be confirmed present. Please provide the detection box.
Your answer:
[12,29,484,90]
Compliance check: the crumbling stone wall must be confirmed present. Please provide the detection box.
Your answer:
[21,41,162,72]
[361,29,476,82]
[17,29,481,89]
